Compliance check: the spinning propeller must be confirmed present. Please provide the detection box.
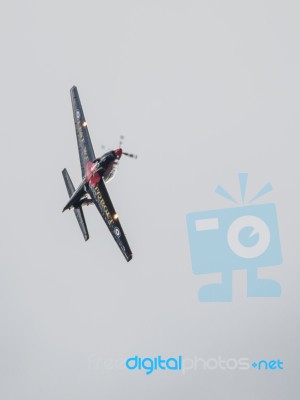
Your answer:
[118,135,138,159]
[101,135,137,160]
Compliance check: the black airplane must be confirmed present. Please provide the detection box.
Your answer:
[62,86,136,262]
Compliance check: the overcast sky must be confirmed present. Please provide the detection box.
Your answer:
[0,1,299,399]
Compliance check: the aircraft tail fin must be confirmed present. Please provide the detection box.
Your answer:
[62,168,89,241]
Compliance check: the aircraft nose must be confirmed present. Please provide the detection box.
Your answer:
[114,148,122,158]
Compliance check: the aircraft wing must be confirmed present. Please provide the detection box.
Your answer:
[70,86,96,178]
[87,179,133,262]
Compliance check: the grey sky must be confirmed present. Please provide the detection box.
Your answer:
[0,1,299,399]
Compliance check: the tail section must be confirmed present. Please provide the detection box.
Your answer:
[73,207,89,241]
[62,168,89,241]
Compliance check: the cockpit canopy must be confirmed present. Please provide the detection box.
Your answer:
[99,151,116,168]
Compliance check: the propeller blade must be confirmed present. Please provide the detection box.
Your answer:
[119,135,124,148]
[123,152,137,159]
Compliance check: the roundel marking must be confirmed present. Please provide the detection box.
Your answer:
[114,227,121,237]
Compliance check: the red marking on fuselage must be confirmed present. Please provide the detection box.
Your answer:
[86,161,101,187]
[114,148,122,158]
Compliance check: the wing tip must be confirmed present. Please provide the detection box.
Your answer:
[70,85,78,96]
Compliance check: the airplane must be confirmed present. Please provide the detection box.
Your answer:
[62,86,136,262]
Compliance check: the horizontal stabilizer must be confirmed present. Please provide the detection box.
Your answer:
[62,169,85,211]
[62,168,89,241]
[62,168,75,197]
[74,205,89,241]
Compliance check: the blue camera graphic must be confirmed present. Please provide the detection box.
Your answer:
[186,174,283,302]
